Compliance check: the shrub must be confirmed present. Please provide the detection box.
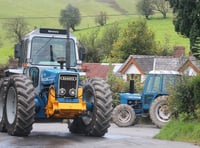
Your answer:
[168,75,200,121]
[106,65,129,107]
[190,75,200,105]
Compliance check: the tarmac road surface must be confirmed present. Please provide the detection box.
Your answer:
[0,123,199,148]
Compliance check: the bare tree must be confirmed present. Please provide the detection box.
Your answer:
[152,0,170,18]
[3,17,29,43]
[95,11,108,26]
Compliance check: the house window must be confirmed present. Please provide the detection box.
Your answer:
[127,74,141,81]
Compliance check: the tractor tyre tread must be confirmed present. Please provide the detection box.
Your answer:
[83,78,112,136]
[0,78,8,132]
[112,104,136,127]
[68,118,85,134]
[149,95,169,128]
[68,78,112,137]
[5,75,35,136]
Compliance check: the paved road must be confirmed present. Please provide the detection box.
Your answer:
[0,123,199,148]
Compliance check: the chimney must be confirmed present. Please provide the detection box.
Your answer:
[129,80,134,94]
[173,46,185,58]
[189,51,193,57]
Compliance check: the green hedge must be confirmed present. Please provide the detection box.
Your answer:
[169,75,200,121]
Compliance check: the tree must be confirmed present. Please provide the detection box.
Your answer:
[95,11,108,26]
[106,64,129,107]
[168,0,200,59]
[111,19,159,62]
[3,17,29,43]
[191,37,200,59]
[79,28,102,62]
[59,4,81,31]
[152,0,170,18]
[100,23,120,61]
[78,23,120,62]
[137,0,154,19]
[160,34,173,56]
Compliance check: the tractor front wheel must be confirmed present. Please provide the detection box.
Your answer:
[112,104,136,127]
[68,118,85,134]
[5,75,35,136]
[68,78,112,137]
[0,79,7,132]
[149,95,170,128]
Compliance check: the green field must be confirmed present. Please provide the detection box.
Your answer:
[0,0,189,64]
[147,15,190,52]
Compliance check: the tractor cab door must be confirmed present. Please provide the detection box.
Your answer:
[142,74,162,111]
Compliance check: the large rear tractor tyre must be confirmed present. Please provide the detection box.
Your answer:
[68,78,113,137]
[112,104,136,127]
[68,118,85,134]
[0,79,7,132]
[149,96,170,128]
[5,75,35,136]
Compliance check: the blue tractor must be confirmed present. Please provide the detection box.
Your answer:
[0,28,112,136]
[112,71,179,128]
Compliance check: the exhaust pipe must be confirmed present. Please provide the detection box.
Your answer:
[66,23,70,70]
[129,80,134,94]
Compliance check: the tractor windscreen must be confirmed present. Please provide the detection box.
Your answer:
[30,37,76,66]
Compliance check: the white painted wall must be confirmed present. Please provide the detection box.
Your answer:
[125,64,141,74]
[121,64,144,81]
[183,66,197,76]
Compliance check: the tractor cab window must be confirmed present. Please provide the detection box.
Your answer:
[146,75,161,93]
[162,75,176,92]
[30,37,76,66]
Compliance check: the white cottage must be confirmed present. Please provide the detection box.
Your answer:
[178,56,200,76]
[118,55,200,82]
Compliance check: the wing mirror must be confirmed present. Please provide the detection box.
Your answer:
[79,46,86,61]
[14,43,21,59]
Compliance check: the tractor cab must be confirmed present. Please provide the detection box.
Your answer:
[142,71,180,112]
[14,28,83,69]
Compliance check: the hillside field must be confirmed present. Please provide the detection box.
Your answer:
[0,0,189,64]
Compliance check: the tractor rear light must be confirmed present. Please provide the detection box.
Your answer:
[81,65,87,72]
[22,63,28,68]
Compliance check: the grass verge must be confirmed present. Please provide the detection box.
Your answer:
[155,120,200,145]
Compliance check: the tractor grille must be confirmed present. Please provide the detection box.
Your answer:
[58,74,78,98]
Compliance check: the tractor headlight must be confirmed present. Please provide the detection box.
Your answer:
[59,88,66,96]
[69,88,76,97]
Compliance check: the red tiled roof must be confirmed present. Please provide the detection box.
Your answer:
[82,63,110,79]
